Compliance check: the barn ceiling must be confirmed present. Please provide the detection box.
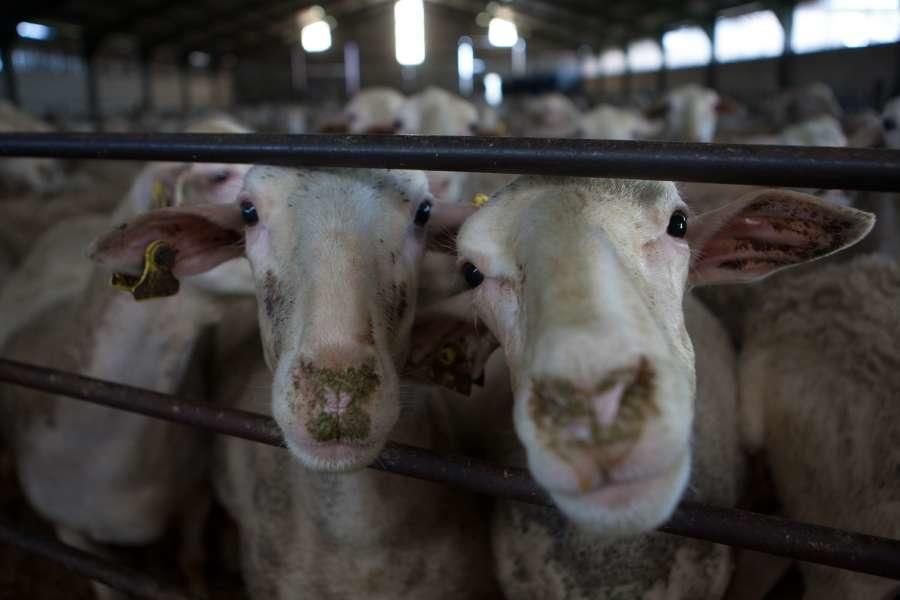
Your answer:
[1,0,793,59]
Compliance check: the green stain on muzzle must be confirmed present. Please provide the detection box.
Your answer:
[298,363,380,443]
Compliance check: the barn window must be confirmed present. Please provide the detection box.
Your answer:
[627,39,663,72]
[714,9,785,63]
[599,48,627,76]
[663,26,712,68]
[792,0,900,53]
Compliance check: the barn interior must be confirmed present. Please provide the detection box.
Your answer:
[0,1,899,600]
[1,1,898,125]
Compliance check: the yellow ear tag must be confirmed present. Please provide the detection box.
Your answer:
[111,240,180,301]
[438,345,458,366]
[151,180,171,209]
[471,193,490,208]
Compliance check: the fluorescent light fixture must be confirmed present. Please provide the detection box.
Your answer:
[458,38,474,95]
[301,20,332,53]
[663,26,712,68]
[395,0,425,66]
[488,17,518,48]
[17,21,53,41]
[484,72,503,106]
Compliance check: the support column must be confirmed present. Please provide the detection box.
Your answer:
[1,22,19,106]
[776,5,794,90]
[179,52,191,117]
[139,46,154,114]
[0,40,16,106]
[890,40,900,98]
[82,35,102,129]
[703,20,717,90]
[657,32,668,94]
[622,67,632,101]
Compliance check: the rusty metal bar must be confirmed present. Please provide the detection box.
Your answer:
[1,358,899,579]
[0,517,196,599]
[0,132,899,191]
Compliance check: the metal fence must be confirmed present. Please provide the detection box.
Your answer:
[1,133,899,597]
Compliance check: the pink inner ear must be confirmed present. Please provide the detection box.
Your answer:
[91,212,244,277]
[696,214,835,276]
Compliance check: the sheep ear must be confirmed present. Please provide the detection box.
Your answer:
[687,189,874,287]
[406,291,498,395]
[89,203,245,280]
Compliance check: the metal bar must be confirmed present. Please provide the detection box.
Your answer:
[1,359,900,579]
[0,132,897,191]
[0,517,196,600]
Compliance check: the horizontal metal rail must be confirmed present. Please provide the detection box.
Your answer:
[0,517,196,599]
[1,132,899,191]
[1,358,899,580]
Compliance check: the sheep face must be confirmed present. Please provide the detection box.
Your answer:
[90,166,453,472]
[416,177,873,536]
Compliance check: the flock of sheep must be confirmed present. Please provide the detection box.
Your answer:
[0,81,897,600]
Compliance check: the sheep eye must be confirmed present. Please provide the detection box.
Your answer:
[240,201,259,225]
[667,211,687,238]
[414,199,432,226]
[462,262,484,288]
[884,116,897,132]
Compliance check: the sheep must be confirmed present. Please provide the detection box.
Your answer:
[765,82,843,129]
[0,147,257,599]
[411,177,873,598]
[397,86,516,204]
[0,101,67,198]
[508,93,583,138]
[577,104,661,141]
[834,98,900,259]
[648,84,722,143]
[735,255,900,600]
[742,115,848,148]
[326,87,406,134]
[88,166,497,598]
[0,114,252,294]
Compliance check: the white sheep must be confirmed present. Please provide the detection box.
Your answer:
[578,104,661,141]
[330,86,406,134]
[411,177,873,598]
[736,255,900,599]
[0,139,257,599]
[0,101,67,197]
[650,84,722,143]
[88,166,497,598]
[398,86,515,204]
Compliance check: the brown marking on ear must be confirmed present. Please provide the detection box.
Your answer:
[690,191,875,282]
